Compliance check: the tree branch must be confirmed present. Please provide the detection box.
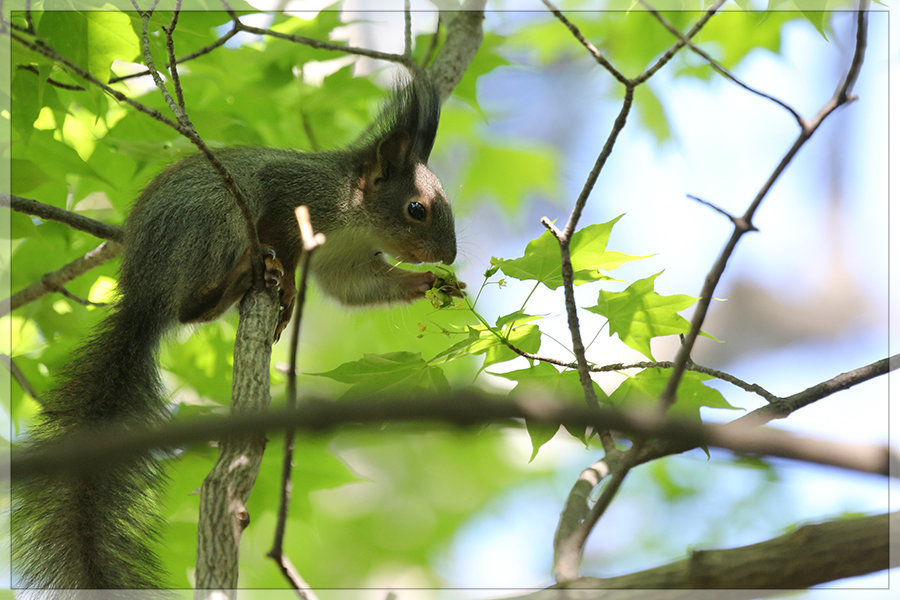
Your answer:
[539,0,628,85]
[640,0,805,127]
[1,240,123,318]
[12,381,897,482]
[1,194,123,242]
[525,512,897,597]
[427,0,487,101]
[553,354,894,581]
[267,207,325,599]
[194,286,280,598]
[660,0,869,413]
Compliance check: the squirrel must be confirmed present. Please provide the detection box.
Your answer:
[13,75,462,591]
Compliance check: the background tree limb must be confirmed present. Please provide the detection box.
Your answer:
[518,511,896,598]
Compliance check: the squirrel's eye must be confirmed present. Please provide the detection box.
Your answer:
[407,201,427,222]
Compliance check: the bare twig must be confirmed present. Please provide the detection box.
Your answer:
[231,20,410,67]
[498,336,779,403]
[420,15,442,68]
[403,0,413,61]
[109,23,240,85]
[539,0,628,86]
[1,353,42,405]
[54,287,108,308]
[163,3,188,115]
[1,241,123,318]
[267,207,325,598]
[540,87,635,455]
[641,0,805,127]
[16,65,86,90]
[633,0,727,85]
[1,194,123,242]
[660,2,869,411]
[686,194,758,232]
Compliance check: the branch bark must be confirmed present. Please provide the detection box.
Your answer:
[520,512,897,598]
[1,240,123,318]
[12,362,897,481]
[194,287,280,598]
[1,194,123,242]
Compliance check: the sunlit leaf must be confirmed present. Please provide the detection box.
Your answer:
[609,368,737,420]
[495,216,647,289]
[585,272,696,359]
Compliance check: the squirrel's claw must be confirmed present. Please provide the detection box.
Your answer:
[263,248,284,290]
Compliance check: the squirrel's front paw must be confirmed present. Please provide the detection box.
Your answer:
[409,271,466,307]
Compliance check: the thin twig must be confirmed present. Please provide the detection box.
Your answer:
[633,0,727,85]
[232,20,411,67]
[660,2,869,411]
[2,353,43,406]
[163,3,188,116]
[499,337,779,403]
[403,0,413,61]
[16,65,86,90]
[686,193,758,232]
[1,241,123,318]
[540,0,628,86]
[540,88,634,454]
[134,0,182,121]
[420,15,442,68]
[109,24,240,85]
[55,287,108,308]
[1,194,123,242]
[641,0,805,127]
[267,207,325,599]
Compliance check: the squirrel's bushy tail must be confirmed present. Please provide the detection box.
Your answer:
[13,298,173,591]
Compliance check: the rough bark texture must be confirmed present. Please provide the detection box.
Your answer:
[517,511,897,600]
[194,288,279,598]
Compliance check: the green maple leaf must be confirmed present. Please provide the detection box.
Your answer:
[491,362,606,460]
[609,368,737,421]
[494,215,648,289]
[311,351,448,395]
[585,272,697,360]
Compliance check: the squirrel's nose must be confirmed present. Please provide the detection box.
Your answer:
[440,240,456,265]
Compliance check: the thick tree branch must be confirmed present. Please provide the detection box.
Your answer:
[12,380,897,482]
[427,0,487,101]
[524,512,897,597]
[194,287,280,598]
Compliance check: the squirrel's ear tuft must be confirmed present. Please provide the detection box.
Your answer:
[376,131,412,170]
[409,78,440,161]
[356,73,442,166]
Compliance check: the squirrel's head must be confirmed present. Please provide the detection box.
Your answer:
[356,76,456,266]
[360,134,456,265]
